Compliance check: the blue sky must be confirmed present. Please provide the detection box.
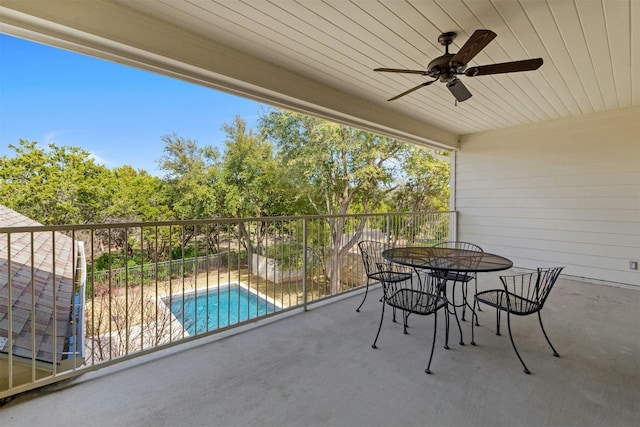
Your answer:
[0,34,267,176]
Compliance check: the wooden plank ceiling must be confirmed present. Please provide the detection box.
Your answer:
[1,0,637,149]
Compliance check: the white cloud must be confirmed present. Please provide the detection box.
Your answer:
[88,152,113,167]
[44,131,58,144]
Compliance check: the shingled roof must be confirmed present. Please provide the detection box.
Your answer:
[0,205,75,365]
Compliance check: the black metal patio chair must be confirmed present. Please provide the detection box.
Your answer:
[431,241,484,321]
[356,240,398,312]
[473,266,564,374]
[372,262,449,374]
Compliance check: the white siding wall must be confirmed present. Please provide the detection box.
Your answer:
[456,107,640,286]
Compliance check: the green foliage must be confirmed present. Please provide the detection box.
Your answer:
[105,165,172,222]
[0,140,113,224]
[170,245,205,260]
[92,252,141,271]
[389,147,450,212]
[3,112,450,293]
[265,241,305,269]
[259,108,450,293]
[158,134,221,220]
[220,116,300,218]
[259,109,414,216]
[2,114,449,228]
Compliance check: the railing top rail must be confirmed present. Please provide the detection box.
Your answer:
[0,211,454,233]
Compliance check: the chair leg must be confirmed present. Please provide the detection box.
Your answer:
[473,294,480,327]
[425,310,438,374]
[372,296,386,349]
[538,311,560,357]
[450,285,464,345]
[356,278,371,312]
[506,311,531,374]
[403,311,409,334]
[444,303,450,350]
[495,307,502,336]
[461,282,467,321]
[471,304,477,346]
[474,277,482,312]
[392,307,409,328]
[463,280,479,324]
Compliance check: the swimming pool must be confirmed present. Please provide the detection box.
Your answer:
[167,283,278,335]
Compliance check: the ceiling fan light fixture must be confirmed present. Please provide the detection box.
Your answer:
[447,79,472,102]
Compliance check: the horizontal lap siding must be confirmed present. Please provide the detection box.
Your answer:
[457,107,640,286]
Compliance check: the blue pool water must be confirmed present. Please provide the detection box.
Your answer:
[168,284,277,335]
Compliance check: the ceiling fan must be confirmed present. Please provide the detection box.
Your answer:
[374,29,543,103]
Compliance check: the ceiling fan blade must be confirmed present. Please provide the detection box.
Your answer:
[464,58,543,76]
[374,68,429,75]
[447,79,472,102]
[450,29,496,68]
[387,80,437,101]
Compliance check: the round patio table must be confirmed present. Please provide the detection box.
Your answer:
[382,247,513,273]
[382,246,513,345]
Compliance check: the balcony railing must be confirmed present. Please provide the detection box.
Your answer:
[0,211,454,399]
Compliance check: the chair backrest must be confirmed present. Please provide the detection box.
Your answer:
[534,267,564,307]
[500,267,564,310]
[432,241,484,252]
[358,240,389,278]
[375,262,441,313]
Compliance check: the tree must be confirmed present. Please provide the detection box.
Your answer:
[106,165,172,222]
[97,166,174,261]
[384,146,450,244]
[86,281,189,362]
[390,147,450,212]
[158,134,221,221]
[219,116,301,262]
[221,116,296,219]
[0,139,112,224]
[260,110,411,294]
[157,134,222,255]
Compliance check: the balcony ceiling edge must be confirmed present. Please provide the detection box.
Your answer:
[0,3,459,151]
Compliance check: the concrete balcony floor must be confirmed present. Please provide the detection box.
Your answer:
[2,273,639,427]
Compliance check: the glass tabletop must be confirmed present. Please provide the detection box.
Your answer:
[382,247,513,273]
